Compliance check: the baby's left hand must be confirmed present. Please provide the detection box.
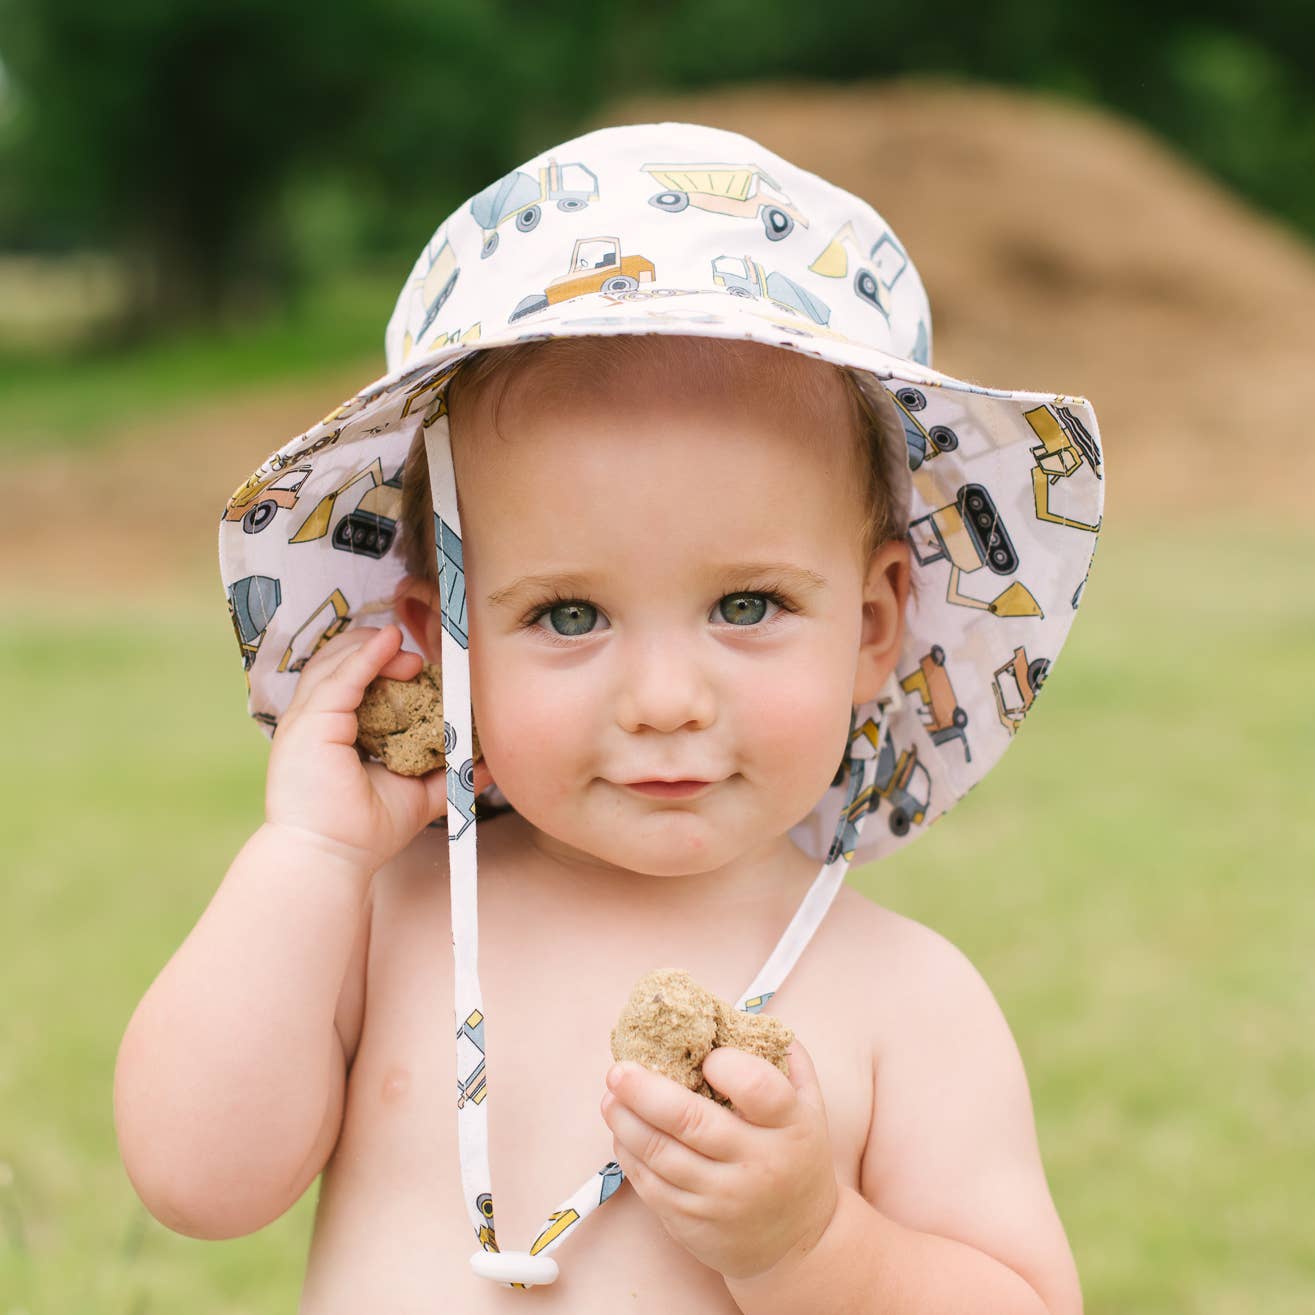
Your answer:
[601,1039,840,1281]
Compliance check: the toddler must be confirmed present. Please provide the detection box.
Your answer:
[114,121,1103,1313]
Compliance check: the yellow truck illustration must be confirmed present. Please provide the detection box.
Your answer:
[908,483,1044,619]
[509,236,655,322]
[277,588,352,673]
[809,221,909,319]
[1023,404,1103,532]
[224,464,312,535]
[711,254,830,324]
[642,163,806,240]
[901,645,971,762]
[471,159,600,258]
[825,715,932,858]
[400,237,460,362]
[993,646,1050,734]
[288,456,403,559]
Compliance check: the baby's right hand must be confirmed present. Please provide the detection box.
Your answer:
[264,624,494,871]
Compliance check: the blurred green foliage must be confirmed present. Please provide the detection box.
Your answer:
[0,0,1311,335]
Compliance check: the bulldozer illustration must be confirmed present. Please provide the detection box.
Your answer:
[1023,404,1103,532]
[471,158,600,258]
[711,254,830,325]
[227,573,281,671]
[641,163,807,240]
[224,464,313,535]
[509,236,656,322]
[808,221,909,319]
[276,588,352,673]
[908,483,1045,620]
[888,385,960,471]
[287,456,403,559]
[457,1008,489,1110]
[993,645,1050,734]
[398,235,460,361]
[901,645,972,763]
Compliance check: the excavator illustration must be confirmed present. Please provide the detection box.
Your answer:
[641,163,807,240]
[1024,403,1103,531]
[808,221,909,318]
[901,645,972,763]
[470,159,600,258]
[287,456,403,559]
[711,254,831,325]
[509,236,656,322]
[908,483,1045,619]
[276,588,352,673]
[992,645,1050,734]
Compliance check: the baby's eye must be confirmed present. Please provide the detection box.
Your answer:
[717,593,782,626]
[533,600,604,638]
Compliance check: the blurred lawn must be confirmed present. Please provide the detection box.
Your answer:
[0,270,396,456]
[1,520,1312,1313]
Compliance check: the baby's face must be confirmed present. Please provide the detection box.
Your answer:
[445,347,904,884]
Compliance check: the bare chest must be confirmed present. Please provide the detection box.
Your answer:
[301,827,880,1314]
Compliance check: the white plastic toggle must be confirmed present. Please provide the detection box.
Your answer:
[469,1248,560,1285]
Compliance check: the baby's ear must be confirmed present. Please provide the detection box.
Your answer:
[393,576,444,664]
[852,540,912,705]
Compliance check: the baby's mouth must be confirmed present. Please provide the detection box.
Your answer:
[621,780,715,799]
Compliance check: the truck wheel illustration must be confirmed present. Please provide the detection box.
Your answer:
[650,191,689,212]
[930,644,946,665]
[600,274,639,293]
[896,386,926,412]
[242,500,278,534]
[516,206,541,233]
[888,808,911,836]
[557,196,587,212]
[481,233,500,259]
[929,425,959,453]
[1027,657,1050,693]
[854,268,882,308]
[762,206,793,240]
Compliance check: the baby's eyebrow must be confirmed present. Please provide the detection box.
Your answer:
[486,562,828,610]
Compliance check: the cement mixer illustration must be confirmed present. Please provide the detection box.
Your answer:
[641,163,807,240]
[470,158,600,258]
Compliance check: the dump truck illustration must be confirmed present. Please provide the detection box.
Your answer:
[908,483,1044,619]
[1024,404,1103,532]
[642,163,806,240]
[711,254,830,324]
[993,645,1050,734]
[471,159,600,258]
[227,574,281,670]
[808,221,909,318]
[901,645,971,762]
[399,237,460,362]
[826,716,932,860]
[509,236,656,322]
[287,456,402,559]
[889,385,959,471]
[277,588,351,673]
[224,464,312,535]
[457,1009,488,1110]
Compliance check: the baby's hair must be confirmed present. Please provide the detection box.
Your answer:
[399,335,917,608]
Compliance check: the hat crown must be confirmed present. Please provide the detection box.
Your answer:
[383,121,934,375]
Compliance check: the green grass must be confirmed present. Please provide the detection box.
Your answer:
[0,270,397,457]
[2,521,1312,1312]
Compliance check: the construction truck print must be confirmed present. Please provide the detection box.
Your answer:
[457,1009,488,1110]
[227,574,281,671]
[397,234,460,363]
[641,163,807,240]
[711,254,831,325]
[509,236,656,322]
[826,715,932,861]
[908,483,1045,620]
[1023,404,1103,532]
[276,588,352,673]
[224,464,312,535]
[993,645,1050,734]
[901,645,972,763]
[287,457,403,559]
[471,158,600,258]
[808,221,910,319]
[889,385,960,471]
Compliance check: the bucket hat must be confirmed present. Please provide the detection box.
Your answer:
[218,121,1104,1288]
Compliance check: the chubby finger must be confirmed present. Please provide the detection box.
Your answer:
[605,1063,741,1162]
[601,1091,714,1193]
[300,626,405,716]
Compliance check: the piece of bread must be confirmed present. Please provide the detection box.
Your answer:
[355,661,482,776]
[610,968,794,1113]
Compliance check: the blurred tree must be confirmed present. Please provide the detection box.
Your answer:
[0,0,1311,338]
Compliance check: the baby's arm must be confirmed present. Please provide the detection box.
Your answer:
[113,823,374,1239]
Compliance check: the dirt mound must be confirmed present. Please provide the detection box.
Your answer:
[7,79,1312,598]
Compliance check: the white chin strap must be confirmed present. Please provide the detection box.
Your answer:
[423,412,887,1289]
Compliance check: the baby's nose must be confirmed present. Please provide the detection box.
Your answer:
[614,636,717,735]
